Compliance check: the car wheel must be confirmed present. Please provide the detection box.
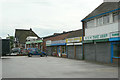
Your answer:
[28,54,32,57]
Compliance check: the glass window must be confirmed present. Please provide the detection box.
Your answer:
[113,12,119,22]
[96,17,103,26]
[113,44,120,57]
[86,19,95,28]
[103,15,109,24]
[62,46,66,54]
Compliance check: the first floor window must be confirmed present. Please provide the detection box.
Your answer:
[103,15,109,24]
[113,12,119,22]
[96,17,103,26]
[87,19,95,28]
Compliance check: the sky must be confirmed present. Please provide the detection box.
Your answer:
[0,0,104,39]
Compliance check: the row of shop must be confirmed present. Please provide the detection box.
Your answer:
[84,31,120,63]
[45,31,120,63]
[25,31,120,63]
[46,37,83,59]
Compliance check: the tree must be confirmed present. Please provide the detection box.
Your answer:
[6,36,15,49]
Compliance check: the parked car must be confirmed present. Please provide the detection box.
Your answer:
[11,48,20,53]
[27,48,47,57]
[21,49,27,54]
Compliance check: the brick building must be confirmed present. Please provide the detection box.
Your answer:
[15,28,39,48]
[43,29,83,58]
[81,2,120,63]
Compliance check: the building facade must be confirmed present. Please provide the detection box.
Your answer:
[46,40,67,57]
[81,2,120,63]
[25,36,43,51]
[15,28,39,48]
[45,29,83,59]
[66,37,83,59]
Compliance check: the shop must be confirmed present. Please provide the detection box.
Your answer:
[81,2,119,63]
[109,32,120,63]
[51,40,67,57]
[66,37,83,60]
[46,40,67,57]
[26,39,43,51]
[83,32,120,63]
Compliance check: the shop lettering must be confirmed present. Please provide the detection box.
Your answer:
[66,37,82,43]
[84,33,109,40]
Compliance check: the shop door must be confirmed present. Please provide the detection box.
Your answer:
[111,42,120,63]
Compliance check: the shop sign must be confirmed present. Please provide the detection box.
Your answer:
[110,32,120,38]
[66,37,82,43]
[83,40,93,43]
[94,39,109,42]
[74,43,82,45]
[67,43,74,45]
[26,41,31,44]
[84,33,110,40]
[46,40,51,46]
[51,40,66,44]
[35,40,43,43]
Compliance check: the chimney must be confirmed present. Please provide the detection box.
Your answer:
[30,28,32,31]
[63,31,66,33]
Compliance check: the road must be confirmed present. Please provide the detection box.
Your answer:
[2,56,118,78]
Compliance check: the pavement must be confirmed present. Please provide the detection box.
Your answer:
[0,58,2,79]
[1,56,118,78]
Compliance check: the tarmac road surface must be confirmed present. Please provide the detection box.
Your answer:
[2,56,118,78]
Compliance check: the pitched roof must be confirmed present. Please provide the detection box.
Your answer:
[15,29,40,44]
[66,29,82,38]
[43,31,71,39]
[43,29,83,39]
[82,2,119,21]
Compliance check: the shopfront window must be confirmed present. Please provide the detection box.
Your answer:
[52,47,57,56]
[61,46,66,54]
[113,43,120,57]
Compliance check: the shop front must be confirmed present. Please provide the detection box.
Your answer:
[84,31,120,63]
[51,40,67,57]
[66,37,83,60]
[109,31,120,63]
[46,40,67,57]
[26,39,43,51]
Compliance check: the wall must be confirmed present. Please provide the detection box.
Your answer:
[85,22,118,36]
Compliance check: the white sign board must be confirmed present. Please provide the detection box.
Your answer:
[84,33,110,40]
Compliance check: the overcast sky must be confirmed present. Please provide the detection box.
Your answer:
[0,0,103,38]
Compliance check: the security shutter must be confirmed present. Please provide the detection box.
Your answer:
[84,43,96,61]
[76,45,82,60]
[96,42,111,63]
[67,46,74,59]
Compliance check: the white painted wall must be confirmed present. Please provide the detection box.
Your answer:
[85,22,119,36]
